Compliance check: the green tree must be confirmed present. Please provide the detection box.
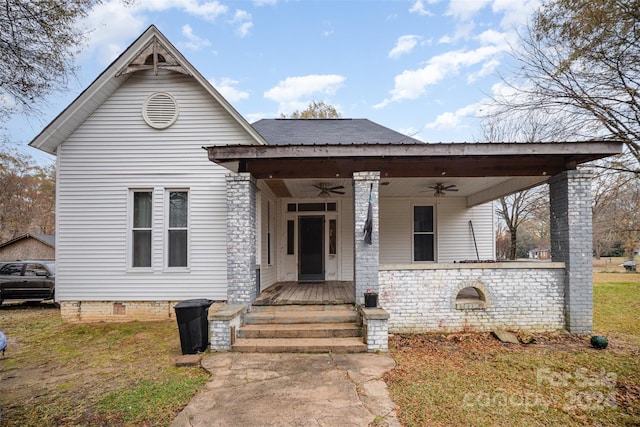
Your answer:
[0,0,100,121]
[494,0,640,173]
[281,101,342,119]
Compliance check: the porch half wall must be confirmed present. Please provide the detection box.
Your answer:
[379,263,566,333]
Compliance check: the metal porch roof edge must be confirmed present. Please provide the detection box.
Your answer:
[206,140,623,161]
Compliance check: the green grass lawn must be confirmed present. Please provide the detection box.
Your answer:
[385,272,640,426]
[0,306,209,426]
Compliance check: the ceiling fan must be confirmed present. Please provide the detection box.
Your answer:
[313,183,345,198]
[428,183,459,197]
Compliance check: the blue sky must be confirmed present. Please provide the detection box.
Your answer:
[6,0,541,163]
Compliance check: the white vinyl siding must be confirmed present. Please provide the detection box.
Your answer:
[55,69,255,301]
[380,197,494,264]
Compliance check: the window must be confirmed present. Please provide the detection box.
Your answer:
[132,191,152,268]
[413,206,435,262]
[287,220,295,255]
[0,263,23,276]
[168,191,188,267]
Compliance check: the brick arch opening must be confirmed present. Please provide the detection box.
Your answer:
[453,281,490,310]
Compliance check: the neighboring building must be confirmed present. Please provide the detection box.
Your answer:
[29,26,621,350]
[528,247,550,260]
[0,234,55,261]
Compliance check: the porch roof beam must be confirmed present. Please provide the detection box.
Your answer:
[206,141,622,179]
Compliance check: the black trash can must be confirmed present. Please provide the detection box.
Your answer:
[174,299,213,354]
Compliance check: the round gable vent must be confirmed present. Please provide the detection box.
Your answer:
[142,92,179,129]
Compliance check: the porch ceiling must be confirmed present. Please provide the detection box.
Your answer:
[206,141,622,180]
[265,176,549,207]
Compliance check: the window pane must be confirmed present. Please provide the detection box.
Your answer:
[329,219,337,255]
[134,192,152,228]
[168,230,187,267]
[287,220,295,255]
[133,230,152,267]
[414,234,434,261]
[414,206,433,232]
[169,191,188,228]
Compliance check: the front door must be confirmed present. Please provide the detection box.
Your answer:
[298,216,324,281]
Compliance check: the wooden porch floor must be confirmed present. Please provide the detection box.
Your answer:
[253,281,355,306]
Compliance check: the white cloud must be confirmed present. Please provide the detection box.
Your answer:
[321,20,334,37]
[210,77,250,103]
[80,1,146,64]
[467,58,500,83]
[264,74,346,114]
[409,0,435,16]
[80,0,229,64]
[389,35,421,59]
[253,0,277,5]
[230,9,253,37]
[492,0,540,29]
[375,45,504,108]
[446,0,492,22]
[425,102,482,130]
[180,24,211,51]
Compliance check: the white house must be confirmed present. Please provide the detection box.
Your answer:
[30,26,621,352]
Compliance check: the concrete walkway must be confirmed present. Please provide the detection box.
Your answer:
[171,352,400,427]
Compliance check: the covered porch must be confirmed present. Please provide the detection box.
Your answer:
[208,137,622,351]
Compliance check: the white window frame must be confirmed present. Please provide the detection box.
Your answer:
[129,189,154,270]
[165,188,190,270]
[412,204,436,262]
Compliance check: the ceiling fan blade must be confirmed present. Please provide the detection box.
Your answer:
[330,190,346,195]
[328,185,344,191]
[447,188,459,192]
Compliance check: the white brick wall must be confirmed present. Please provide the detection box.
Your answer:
[379,263,566,332]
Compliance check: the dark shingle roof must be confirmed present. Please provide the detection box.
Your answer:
[0,234,55,248]
[251,119,424,146]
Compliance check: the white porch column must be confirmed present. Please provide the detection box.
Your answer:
[226,172,257,305]
[353,171,380,306]
[549,170,593,334]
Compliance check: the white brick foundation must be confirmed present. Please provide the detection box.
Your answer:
[59,300,225,323]
[379,263,566,333]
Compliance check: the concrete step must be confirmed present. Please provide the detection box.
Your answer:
[232,337,368,353]
[251,304,354,312]
[237,323,362,339]
[243,309,359,325]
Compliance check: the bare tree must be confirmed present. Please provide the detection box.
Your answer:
[492,0,640,174]
[281,101,342,119]
[0,146,55,242]
[0,0,102,122]
[479,114,555,260]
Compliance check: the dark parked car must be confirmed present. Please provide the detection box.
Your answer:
[621,260,636,272]
[0,261,55,305]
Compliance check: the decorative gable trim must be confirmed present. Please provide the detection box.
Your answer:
[116,35,190,77]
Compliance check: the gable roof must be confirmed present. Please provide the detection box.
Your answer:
[252,119,423,145]
[0,234,55,249]
[29,25,267,155]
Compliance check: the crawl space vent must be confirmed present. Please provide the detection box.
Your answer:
[142,92,179,129]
